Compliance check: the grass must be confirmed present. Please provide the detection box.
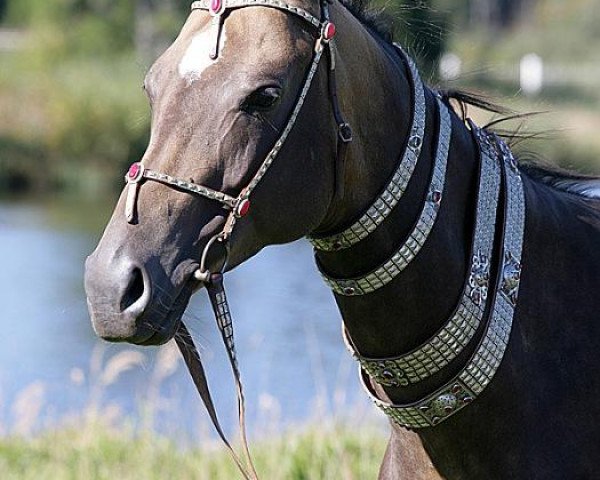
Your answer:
[0,342,388,479]
[0,421,387,480]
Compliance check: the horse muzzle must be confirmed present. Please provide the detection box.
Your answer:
[84,249,189,346]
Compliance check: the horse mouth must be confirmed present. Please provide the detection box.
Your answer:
[131,283,195,346]
[88,279,195,347]
[130,316,181,346]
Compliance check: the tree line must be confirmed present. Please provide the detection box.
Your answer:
[0,0,537,38]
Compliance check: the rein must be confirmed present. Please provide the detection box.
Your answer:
[174,274,257,479]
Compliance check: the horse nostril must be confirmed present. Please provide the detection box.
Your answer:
[120,267,146,312]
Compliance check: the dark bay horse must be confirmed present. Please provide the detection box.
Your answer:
[84,0,600,478]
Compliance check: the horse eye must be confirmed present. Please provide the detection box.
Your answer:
[243,87,281,113]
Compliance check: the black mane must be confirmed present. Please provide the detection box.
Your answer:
[340,0,395,44]
[339,0,600,200]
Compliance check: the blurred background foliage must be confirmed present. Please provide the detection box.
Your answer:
[1,0,600,195]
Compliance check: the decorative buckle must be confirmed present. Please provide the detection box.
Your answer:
[338,123,353,143]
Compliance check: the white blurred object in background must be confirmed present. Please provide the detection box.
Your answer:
[439,52,463,81]
[520,53,544,96]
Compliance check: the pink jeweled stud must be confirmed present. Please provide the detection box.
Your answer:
[209,0,225,16]
[323,22,336,42]
[126,162,144,183]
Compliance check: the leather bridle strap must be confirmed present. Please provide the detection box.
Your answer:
[125,0,352,234]
[321,2,352,203]
[326,44,353,201]
[175,324,254,479]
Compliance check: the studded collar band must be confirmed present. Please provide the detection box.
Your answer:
[342,124,502,387]
[316,97,451,296]
[361,129,526,429]
[309,46,427,252]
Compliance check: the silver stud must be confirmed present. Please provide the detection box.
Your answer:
[409,135,422,149]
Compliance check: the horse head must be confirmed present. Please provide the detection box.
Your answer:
[84,0,376,345]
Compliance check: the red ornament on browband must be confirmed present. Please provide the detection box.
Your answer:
[127,162,144,183]
[209,0,225,16]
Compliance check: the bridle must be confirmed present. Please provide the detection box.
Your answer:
[124,1,351,478]
[125,0,352,278]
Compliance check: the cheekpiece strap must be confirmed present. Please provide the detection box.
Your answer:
[310,46,426,251]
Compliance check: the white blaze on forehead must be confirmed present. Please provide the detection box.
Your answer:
[178,25,227,82]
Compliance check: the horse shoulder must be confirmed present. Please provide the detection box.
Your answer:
[378,427,445,480]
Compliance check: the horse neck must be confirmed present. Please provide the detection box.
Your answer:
[314,18,484,400]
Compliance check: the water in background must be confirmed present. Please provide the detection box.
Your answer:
[0,196,381,441]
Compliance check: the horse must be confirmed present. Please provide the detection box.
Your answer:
[84,0,600,478]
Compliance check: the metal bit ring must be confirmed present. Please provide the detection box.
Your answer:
[194,233,230,283]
